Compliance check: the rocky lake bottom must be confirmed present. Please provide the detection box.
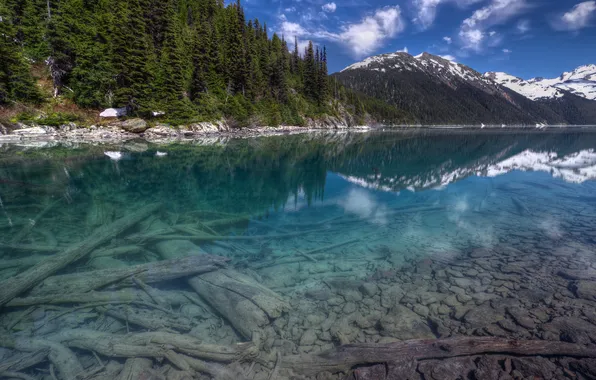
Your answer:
[0,130,596,380]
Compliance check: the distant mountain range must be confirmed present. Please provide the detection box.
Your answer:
[333,52,596,125]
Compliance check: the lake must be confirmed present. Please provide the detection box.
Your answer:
[1,129,596,379]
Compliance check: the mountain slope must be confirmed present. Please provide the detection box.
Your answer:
[487,68,596,125]
[333,52,566,125]
[532,65,596,100]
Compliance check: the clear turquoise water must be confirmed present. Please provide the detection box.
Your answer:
[1,129,596,378]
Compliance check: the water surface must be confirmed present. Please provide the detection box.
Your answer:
[1,129,596,379]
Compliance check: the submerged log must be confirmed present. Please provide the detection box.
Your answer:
[0,349,49,372]
[0,203,162,307]
[282,337,596,375]
[154,237,288,344]
[131,229,322,243]
[0,335,84,380]
[45,329,258,363]
[29,254,229,296]
[117,358,154,380]
[7,288,194,308]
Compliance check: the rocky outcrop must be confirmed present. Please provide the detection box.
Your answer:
[119,118,148,133]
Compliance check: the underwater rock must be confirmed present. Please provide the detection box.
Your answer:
[305,288,332,301]
[380,285,405,309]
[511,357,557,379]
[353,364,387,380]
[464,305,505,328]
[379,306,434,339]
[299,329,318,346]
[542,317,596,345]
[571,280,596,301]
[359,283,379,297]
[507,307,535,330]
[418,357,476,380]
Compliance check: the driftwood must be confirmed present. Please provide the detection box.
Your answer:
[29,254,229,296]
[117,358,155,380]
[45,329,258,363]
[202,215,250,228]
[11,198,62,244]
[7,288,193,308]
[97,306,192,332]
[282,337,596,375]
[0,335,84,380]
[155,239,287,343]
[253,237,361,269]
[0,348,49,372]
[131,229,322,243]
[0,371,37,380]
[0,243,60,253]
[0,203,161,307]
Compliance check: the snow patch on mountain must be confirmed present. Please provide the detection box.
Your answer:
[489,64,596,101]
[485,72,565,100]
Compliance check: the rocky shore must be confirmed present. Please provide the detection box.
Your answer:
[0,117,371,144]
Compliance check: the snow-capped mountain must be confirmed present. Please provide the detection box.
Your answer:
[342,52,499,94]
[334,51,568,125]
[488,65,596,101]
[483,72,565,101]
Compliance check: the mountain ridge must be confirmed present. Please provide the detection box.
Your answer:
[333,51,596,125]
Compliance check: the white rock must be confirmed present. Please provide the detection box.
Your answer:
[99,107,127,118]
[104,151,123,161]
[156,151,167,157]
[152,111,165,117]
[12,127,47,135]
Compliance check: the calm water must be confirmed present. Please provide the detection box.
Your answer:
[1,130,596,379]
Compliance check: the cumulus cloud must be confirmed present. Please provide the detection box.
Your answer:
[443,36,452,44]
[413,0,482,30]
[551,1,596,31]
[284,6,296,13]
[459,0,528,51]
[337,6,405,57]
[502,48,512,53]
[278,5,405,58]
[322,2,337,13]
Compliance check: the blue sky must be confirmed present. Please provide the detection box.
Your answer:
[243,0,596,78]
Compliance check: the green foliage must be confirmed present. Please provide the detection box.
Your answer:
[0,0,42,104]
[13,111,80,126]
[4,0,408,125]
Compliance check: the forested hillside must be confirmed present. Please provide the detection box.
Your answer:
[0,0,409,126]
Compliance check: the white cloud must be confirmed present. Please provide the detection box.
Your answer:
[459,0,528,51]
[397,46,409,53]
[551,1,596,31]
[516,19,530,33]
[322,2,337,13]
[278,6,405,58]
[285,6,296,13]
[280,20,307,38]
[440,54,456,61]
[320,6,406,57]
[413,0,483,30]
[502,48,512,53]
[443,36,452,44]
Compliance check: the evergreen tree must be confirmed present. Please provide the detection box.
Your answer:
[110,0,153,112]
[0,1,41,104]
[303,41,316,100]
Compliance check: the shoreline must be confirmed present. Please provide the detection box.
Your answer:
[2,122,596,145]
